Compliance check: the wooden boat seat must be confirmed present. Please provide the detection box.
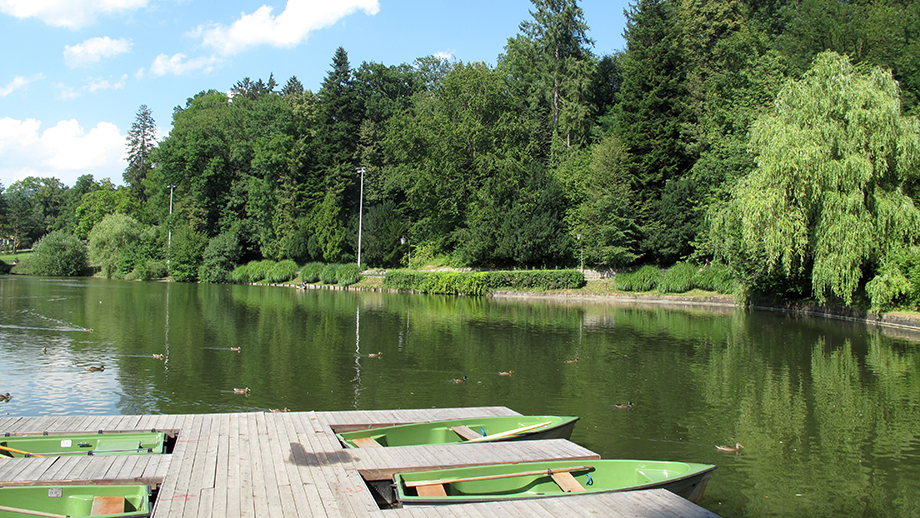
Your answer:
[550,471,586,493]
[415,484,447,497]
[450,425,483,441]
[91,496,126,515]
[352,437,384,448]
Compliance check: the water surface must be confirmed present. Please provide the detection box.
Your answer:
[1,275,919,517]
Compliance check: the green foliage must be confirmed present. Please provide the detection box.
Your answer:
[693,263,736,294]
[125,260,168,281]
[169,223,206,283]
[711,52,920,306]
[299,262,325,283]
[265,259,299,283]
[28,230,87,276]
[658,262,698,293]
[11,5,920,310]
[198,231,242,283]
[383,269,584,295]
[88,213,151,279]
[243,260,276,283]
[230,263,252,284]
[319,263,342,284]
[9,256,31,274]
[336,263,363,286]
[615,265,661,292]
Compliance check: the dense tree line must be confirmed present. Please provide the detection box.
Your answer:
[4,0,920,309]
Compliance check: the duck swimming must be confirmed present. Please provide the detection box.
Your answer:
[85,365,105,372]
[451,376,468,384]
[499,371,513,376]
[614,401,633,409]
[0,393,11,402]
[368,352,382,358]
[233,387,251,395]
[716,442,743,453]
[152,354,164,360]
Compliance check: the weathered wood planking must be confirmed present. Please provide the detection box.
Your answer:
[0,409,720,518]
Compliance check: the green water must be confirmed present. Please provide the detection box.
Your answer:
[1,275,919,517]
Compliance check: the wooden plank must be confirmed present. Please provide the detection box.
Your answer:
[225,413,242,518]
[550,472,586,493]
[263,413,297,517]
[90,496,125,516]
[415,484,447,497]
[208,412,230,518]
[197,487,214,518]
[404,465,593,488]
[237,413,254,518]
[281,413,330,518]
[351,437,383,449]
[155,413,204,518]
[451,426,483,441]
[254,412,286,518]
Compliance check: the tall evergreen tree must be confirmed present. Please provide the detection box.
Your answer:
[616,0,689,201]
[503,0,595,155]
[615,0,693,262]
[124,105,157,202]
[311,47,363,261]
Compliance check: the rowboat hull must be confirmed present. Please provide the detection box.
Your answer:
[0,484,151,517]
[393,459,717,505]
[0,432,166,457]
[336,415,578,448]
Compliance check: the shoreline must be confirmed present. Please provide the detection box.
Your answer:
[289,278,920,336]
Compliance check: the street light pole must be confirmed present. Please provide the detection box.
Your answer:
[356,167,365,269]
[167,184,176,269]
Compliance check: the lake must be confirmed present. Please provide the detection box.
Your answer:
[1,275,919,517]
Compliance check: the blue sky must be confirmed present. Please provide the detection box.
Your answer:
[0,0,629,189]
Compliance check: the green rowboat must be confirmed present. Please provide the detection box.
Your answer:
[0,484,151,517]
[0,432,166,458]
[393,459,717,505]
[336,415,578,448]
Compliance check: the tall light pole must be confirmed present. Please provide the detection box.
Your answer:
[167,184,176,269]
[356,167,366,269]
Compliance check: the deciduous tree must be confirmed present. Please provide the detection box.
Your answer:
[711,52,920,306]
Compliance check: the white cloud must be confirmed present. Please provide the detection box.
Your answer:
[0,117,125,187]
[64,37,132,68]
[1,74,43,97]
[0,0,148,29]
[150,53,218,76]
[55,75,125,100]
[0,117,41,151]
[87,75,127,92]
[434,52,455,61]
[200,0,380,55]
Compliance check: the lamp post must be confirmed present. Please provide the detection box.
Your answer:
[401,236,410,269]
[356,167,366,269]
[167,184,176,269]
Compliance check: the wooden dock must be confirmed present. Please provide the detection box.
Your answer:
[0,407,720,517]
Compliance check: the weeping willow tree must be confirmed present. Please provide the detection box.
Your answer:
[711,52,920,307]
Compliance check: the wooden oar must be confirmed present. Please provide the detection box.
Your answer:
[0,445,43,457]
[404,465,594,487]
[0,504,67,518]
[464,421,552,443]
